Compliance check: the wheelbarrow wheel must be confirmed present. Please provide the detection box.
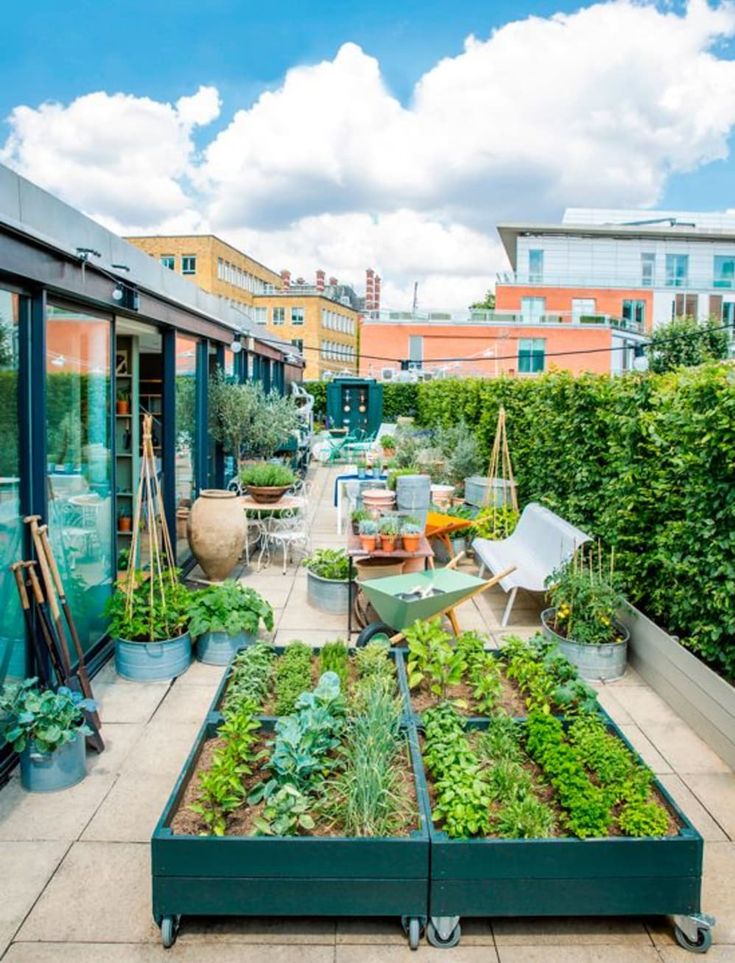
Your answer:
[356,621,394,647]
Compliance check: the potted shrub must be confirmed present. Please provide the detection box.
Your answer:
[351,508,371,535]
[0,679,95,792]
[542,549,629,681]
[189,581,274,665]
[304,548,353,614]
[379,516,400,553]
[106,570,193,681]
[358,519,378,553]
[401,521,422,553]
[116,388,130,415]
[240,462,296,504]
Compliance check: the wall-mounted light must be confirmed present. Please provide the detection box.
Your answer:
[112,283,124,302]
[76,247,101,261]
[230,335,243,354]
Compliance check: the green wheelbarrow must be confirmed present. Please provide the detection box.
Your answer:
[355,554,516,646]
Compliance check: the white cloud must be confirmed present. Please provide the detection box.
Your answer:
[3,3,735,307]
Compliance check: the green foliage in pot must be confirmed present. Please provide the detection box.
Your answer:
[105,570,191,642]
[380,434,396,450]
[240,462,295,488]
[401,521,422,536]
[546,550,625,646]
[378,516,400,536]
[304,548,350,581]
[189,580,274,639]
[357,519,378,537]
[351,508,371,526]
[0,679,94,754]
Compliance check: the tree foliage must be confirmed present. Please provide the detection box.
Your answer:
[648,316,729,373]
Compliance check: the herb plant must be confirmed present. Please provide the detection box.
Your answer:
[240,462,296,488]
[0,679,94,754]
[319,640,349,689]
[304,548,350,581]
[189,581,274,639]
[274,641,313,715]
[223,643,276,712]
[354,639,394,681]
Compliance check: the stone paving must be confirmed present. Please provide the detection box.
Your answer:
[1,464,734,962]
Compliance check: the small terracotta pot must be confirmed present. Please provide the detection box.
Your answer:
[381,535,397,553]
[402,534,420,552]
[360,535,377,552]
[118,516,132,532]
[116,401,130,415]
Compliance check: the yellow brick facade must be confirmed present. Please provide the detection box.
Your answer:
[251,294,359,380]
[124,235,282,306]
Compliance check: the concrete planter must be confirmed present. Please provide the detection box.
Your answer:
[115,632,192,681]
[541,608,628,682]
[196,630,254,666]
[618,601,735,770]
[306,570,354,614]
[20,732,87,792]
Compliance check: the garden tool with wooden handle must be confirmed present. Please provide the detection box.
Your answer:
[11,562,54,687]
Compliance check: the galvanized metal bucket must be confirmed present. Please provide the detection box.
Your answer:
[306,571,354,614]
[396,474,432,529]
[196,630,254,665]
[464,475,516,509]
[115,632,192,681]
[541,607,629,681]
[20,732,87,792]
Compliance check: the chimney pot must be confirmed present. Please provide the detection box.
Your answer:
[329,276,338,286]
[280,269,291,289]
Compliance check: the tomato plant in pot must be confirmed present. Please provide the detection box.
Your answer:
[379,516,400,553]
[240,462,296,504]
[543,547,629,681]
[304,548,353,614]
[189,581,274,665]
[0,679,96,792]
[106,569,193,681]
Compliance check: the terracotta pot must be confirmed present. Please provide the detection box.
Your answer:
[380,535,397,553]
[402,534,420,553]
[246,484,291,504]
[187,489,247,581]
[359,535,377,552]
[116,401,130,415]
[118,517,132,533]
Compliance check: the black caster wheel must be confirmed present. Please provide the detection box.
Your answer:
[674,924,713,954]
[401,915,425,950]
[160,915,179,948]
[427,920,461,949]
[356,621,394,647]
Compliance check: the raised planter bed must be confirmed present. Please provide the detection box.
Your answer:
[618,602,735,771]
[151,716,429,948]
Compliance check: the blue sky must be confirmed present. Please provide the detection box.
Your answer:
[2,0,735,307]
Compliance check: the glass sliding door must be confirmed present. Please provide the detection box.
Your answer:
[46,304,113,653]
[175,334,197,562]
[0,288,25,683]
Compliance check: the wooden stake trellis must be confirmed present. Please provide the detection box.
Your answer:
[124,414,177,628]
[482,406,518,516]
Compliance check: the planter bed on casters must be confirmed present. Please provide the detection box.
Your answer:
[151,718,429,948]
[415,716,713,953]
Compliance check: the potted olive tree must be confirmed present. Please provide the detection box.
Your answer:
[189,581,274,664]
[304,548,353,614]
[0,679,95,792]
[106,570,193,681]
[542,549,629,681]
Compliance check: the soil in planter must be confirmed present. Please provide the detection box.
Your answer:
[410,669,528,719]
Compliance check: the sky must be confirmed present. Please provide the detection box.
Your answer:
[3,0,735,309]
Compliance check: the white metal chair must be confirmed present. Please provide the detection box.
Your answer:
[258,508,309,574]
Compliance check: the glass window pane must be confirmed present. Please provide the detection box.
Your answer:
[46,304,113,654]
[714,256,735,288]
[0,289,25,683]
[529,249,544,282]
[175,335,197,562]
[666,254,688,287]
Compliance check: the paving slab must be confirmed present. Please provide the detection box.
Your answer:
[656,773,729,841]
[496,947,660,963]
[274,629,347,646]
[659,947,735,961]
[0,841,69,956]
[0,773,114,841]
[118,720,200,778]
[94,679,171,724]
[681,773,735,839]
[183,916,336,944]
[618,724,673,774]
[606,686,682,726]
[174,659,228,687]
[643,721,731,775]
[595,689,634,725]
[336,947,498,963]
[17,841,159,944]
[82,770,175,842]
[86,723,145,779]
[4,943,337,962]
[492,916,651,945]
[603,664,647,686]
[151,681,219,724]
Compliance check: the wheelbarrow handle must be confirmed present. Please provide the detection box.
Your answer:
[445,551,466,570]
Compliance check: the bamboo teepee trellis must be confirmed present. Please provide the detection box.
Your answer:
[123,414,177,627]
[481,406,518,516]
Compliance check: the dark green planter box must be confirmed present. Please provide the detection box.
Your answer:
[413,716,703,931]
[151,718,429,938]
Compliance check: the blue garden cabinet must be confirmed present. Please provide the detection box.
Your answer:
[326,377,383,435]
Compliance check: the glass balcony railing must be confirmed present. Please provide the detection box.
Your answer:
[496,271,735,292]
[363,308,643,332]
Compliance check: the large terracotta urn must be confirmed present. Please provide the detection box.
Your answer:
[187,489,246,581]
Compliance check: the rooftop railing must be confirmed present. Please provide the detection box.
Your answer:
[363,308,643,333]
[496,271,735,291]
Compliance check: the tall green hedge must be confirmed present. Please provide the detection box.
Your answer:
[365,366,734,679]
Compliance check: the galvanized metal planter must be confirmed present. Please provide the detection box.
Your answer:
[115,632,192,682]
[151,718,430,948]
[19,732,87,792]
[541,607,628,682]
[306,570,353,614]
[195,630,254,666]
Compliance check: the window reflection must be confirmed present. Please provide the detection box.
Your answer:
[0,289,24,683]
[175,335,197,561]
[46,304,113,652]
